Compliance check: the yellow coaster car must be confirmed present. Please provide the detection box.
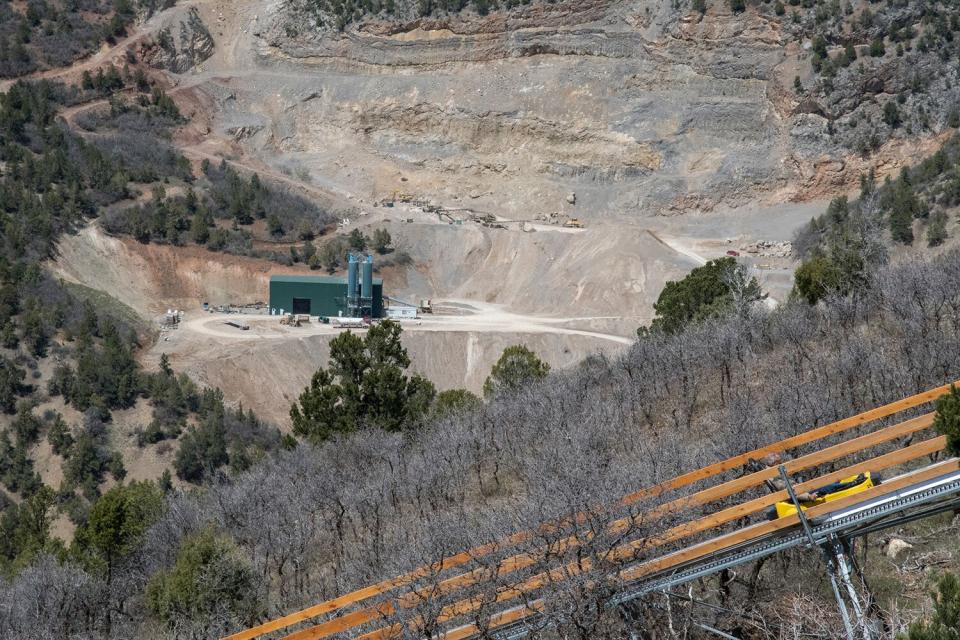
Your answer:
[766,472,880,520]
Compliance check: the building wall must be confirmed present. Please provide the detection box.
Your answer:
[269,279,384,318]
[386,306,417,319]
[269,280,347,317]
[372,284,384,318]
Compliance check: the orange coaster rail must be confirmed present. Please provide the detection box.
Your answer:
[225,381,957,640]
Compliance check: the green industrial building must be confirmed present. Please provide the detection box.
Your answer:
[269,274,384,318]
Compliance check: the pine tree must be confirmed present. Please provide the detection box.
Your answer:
[927,210,948,247]
[890,206,914,244]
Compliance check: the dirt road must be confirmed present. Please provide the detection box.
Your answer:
[183,301,636,346]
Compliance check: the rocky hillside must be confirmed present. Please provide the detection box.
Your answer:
[0,0,177,78]
[197,0,948,220]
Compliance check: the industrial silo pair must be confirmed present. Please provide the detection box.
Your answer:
[347,255,374,317]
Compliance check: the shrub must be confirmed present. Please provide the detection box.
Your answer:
[934,385,960,457]
[483,345,550,398]
[433,389,483,419]
[793,255,845,304]
[899,572,960,639]
[146,528,261,629]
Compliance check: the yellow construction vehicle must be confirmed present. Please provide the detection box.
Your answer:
[393,190,415,203]
[563,218,585,229]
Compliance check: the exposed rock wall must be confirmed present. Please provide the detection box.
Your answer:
[140,7,215,73]
[181,0,946,222]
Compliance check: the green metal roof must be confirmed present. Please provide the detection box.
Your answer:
[270,274,384,285]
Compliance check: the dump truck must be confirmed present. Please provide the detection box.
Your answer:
[563,218,585,229]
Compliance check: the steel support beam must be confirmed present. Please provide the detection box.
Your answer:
[779,466,856,640]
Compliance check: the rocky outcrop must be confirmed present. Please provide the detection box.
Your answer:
[345,102,661,178]
[140,7,214,73]
[268,0,641,66]
[192,0,945,218]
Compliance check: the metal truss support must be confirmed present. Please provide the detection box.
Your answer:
[830,536,874,640]
[779,466,857,640]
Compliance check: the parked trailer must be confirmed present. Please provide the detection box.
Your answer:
[224,321,250,331]
[331,317,367,329]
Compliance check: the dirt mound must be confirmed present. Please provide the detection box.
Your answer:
[383,220,690,317]
[51,225,300,315]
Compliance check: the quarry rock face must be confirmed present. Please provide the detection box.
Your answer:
[151,0,959,226]
[185,0,830,219]
[142,7,215,73]
[173,0,946,221]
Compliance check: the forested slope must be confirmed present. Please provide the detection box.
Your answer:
[5,0,960,638]
[0,0,175,78]
[7,187,960,637]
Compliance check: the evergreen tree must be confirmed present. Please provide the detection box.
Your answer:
[291,320,435,443]
[928,210,948,247]
[47,414,73,456]
[372,228,392,254]
[649,257,762,334]
[74,482,164,581]
[935,385,960,457]
[900,573,960,639]
[890,207,915,244]
[174,390,228,483]
[883,100,902,128]
[348,229,367,251]
[0,356,25,414]
[483,345,550,398]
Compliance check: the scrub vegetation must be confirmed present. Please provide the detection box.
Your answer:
[6,0,960,636]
